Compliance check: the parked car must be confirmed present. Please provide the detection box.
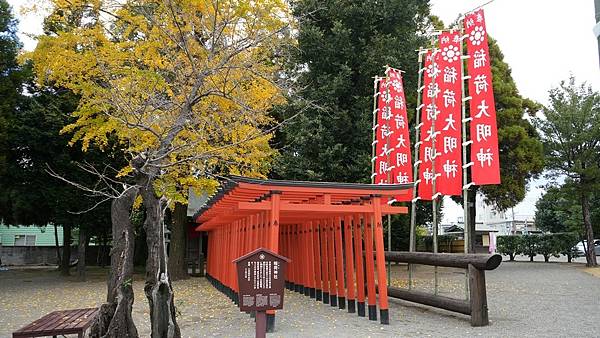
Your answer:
[573,239,600,256]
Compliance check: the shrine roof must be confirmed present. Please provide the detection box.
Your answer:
[194,176,412,230]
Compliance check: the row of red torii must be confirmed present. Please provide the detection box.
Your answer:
[194,176,412,330]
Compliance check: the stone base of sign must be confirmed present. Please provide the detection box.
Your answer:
[368,304,377,321]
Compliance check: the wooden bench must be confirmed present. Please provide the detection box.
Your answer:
[13,308,98,338]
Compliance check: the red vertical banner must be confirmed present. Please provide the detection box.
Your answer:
[385,68,413,201]
[418,50,440,200]
[374,78,392,184]
[465,9,500,185]
[436,31,463,195]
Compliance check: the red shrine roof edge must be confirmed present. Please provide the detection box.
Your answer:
[227,175,412,190]
[193,175,412,221]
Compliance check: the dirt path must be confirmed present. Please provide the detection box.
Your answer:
[1,262,599,337]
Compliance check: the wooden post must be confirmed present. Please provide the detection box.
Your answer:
[344,215,356,313]
[327,217,338,307]
[294,224,301,292]
[263,211,270,248]
[267,192,281,333]
[353,214,366,317]
[468,264,489,326]
[298,223,309,296]
[372,196,390,324]
[288,224,296,290]
[233,222,240,301]
[224,225,230,296]
[304,222,312,296]
[307,221,316,298]
[334,216,346,309]
[269,193,281,251]
[313,221,323,301]
[320,219,330,304]
[246,216,252,255]
[363,212,377,321]
[255,311,267,338]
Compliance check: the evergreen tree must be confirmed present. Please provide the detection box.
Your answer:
[535,182,600,236]
[535,77,600,266]
[0,0,24,210]
[2,75,117,276]
[273,0,431,183]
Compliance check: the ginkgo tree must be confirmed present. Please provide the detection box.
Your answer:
[29,0,292,337]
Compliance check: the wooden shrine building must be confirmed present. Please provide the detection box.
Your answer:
[194,176,411,329]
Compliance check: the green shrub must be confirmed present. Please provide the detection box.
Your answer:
[497,235,522,261]
[555,232,580,262]
[521,235,539,262]
[537,234,561,262]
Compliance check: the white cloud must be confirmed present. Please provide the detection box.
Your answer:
[7,0,44,52]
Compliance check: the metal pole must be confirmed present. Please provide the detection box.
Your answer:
[409,48,426,290]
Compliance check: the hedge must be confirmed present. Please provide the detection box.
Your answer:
[496,233,579,262]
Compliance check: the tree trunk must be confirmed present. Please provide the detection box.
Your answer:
[60,223,72,276]
[78,228,87,281]
[168,202,189,281]
[54,223,62,266]
[580,191,598,267]
[89,187,139,338]
[140,183,181,338]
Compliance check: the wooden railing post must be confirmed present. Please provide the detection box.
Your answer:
[468,264,489,327]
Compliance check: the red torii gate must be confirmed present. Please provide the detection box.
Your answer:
[194,176,411,329]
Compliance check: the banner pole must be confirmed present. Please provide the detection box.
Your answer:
[371,77,380,185]
[459,17,471,301]
[409,48,426,290]
[430,40,440,297]
[384,71,392,286]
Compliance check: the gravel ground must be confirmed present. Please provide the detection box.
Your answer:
[1,261,599,337]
